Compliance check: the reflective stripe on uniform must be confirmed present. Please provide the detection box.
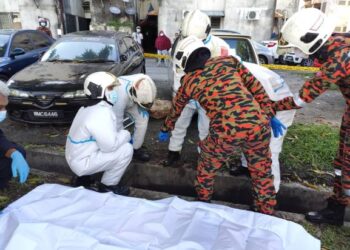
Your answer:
[335,169,342,176]
[68,136,96,144]
[293,94,307,108]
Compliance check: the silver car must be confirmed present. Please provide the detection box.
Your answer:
[252,40,274,64]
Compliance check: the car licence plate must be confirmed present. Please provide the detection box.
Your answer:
[30,110,63,118]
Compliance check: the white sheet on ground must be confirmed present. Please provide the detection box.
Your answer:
[0,184,320,250]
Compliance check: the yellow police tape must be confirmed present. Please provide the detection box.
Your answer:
[263,64,319,72]
[143,53,320,72]
[144,53,170,59]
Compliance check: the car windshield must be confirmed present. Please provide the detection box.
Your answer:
[222,38,257,63]
[41,38,117,63]
[0,34,10,57]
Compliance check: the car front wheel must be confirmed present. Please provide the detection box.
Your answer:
[258,55,268,64]
[0,74,8,83]
[301,58,313,67]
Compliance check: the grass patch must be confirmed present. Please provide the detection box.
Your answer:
[302,222,350,250]
[280,124,339,185]
[0,173,69,210]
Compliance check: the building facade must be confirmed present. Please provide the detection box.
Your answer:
[302,0,350,32]
[0,0,90,38]
[156,0,277,42]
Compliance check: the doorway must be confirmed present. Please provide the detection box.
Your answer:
[140,14,158,53]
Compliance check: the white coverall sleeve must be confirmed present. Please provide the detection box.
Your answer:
[87,110,131,153]
[127,104,149,150]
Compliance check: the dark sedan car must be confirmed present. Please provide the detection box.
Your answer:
[0,29,54,81]
[7,30,145,123]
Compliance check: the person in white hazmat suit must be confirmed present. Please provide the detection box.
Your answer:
[112,73,157,162]
[65,72,133,195]
[162,10,296,192]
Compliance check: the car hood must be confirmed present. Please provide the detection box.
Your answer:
[10,61,116,91]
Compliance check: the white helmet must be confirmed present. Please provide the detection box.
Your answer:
[280,8,336,55]
[181,10,211,40]
[84,72,120,99]
[173,35,210,73]
[129,74,157,109]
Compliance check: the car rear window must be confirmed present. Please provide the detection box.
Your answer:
[222,38,257,63]
[41,38,117,62]
[30,32,53,49]
[0,34,9,57]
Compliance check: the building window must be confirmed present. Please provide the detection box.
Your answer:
[0,12,21,29]
[210,17,221,29]
[335,26,347,32]
[338,0,350,5]
[82,1,90,13]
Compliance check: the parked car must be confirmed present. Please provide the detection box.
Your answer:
[7,30,145,123]
[211,30,259,64]
[252,40,274,64]
[283,51,314,66]
[261,40,280,63]
[0,29,54,82]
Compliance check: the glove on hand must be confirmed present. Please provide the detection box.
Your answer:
[270,117,286,138]
[158,131,169,142]
[11,150,30,183]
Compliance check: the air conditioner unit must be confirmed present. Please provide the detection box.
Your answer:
[246,10,260,20]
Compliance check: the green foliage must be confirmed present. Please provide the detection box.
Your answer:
[281,124,339,172]
[107,19,133,30]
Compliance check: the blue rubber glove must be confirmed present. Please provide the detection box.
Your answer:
[270,117,286,138]
[158,131,169,142]
[11,150,30,184]
[138,106,149,118]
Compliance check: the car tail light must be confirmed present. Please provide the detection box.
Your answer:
[267,42,276,48]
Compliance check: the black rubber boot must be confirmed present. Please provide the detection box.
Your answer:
[98,183,130,196]
[133,147,151,162]
[72,175,94,188]
[229,165,250,177]
[305,199,346,226]
[163,150,181,167]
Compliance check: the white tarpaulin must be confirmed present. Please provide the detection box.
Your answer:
[0,184,320,250]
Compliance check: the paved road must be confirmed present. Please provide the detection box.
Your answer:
[275,70,344,126]
[145,58,172,100]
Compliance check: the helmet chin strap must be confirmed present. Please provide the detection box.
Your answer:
[103,95,114,106]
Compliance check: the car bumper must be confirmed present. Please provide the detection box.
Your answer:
[283,55,302,64]
[8,97,92,124]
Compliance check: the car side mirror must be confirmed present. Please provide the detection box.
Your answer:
[10,48,25,58]
[120,54,128,62]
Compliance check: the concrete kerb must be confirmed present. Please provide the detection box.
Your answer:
[27,148,328,214]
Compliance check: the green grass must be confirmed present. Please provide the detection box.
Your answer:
[281,124,339,173]
[302,222,350,250]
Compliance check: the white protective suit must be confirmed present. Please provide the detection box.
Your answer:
[65,101,133,186]
[169,34,226,151]
[170,34,296,191]
[113,74,150,150]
